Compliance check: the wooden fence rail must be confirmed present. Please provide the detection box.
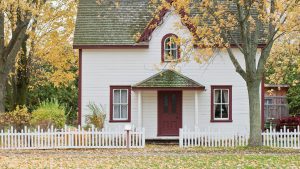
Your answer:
[0,126,145,150]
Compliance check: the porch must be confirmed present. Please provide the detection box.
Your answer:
[131,69,205,139]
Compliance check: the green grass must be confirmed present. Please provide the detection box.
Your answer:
[0,145,299,169]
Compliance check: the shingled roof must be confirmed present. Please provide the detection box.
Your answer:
[74,0,267,48]
[73,0,154,47]
[132,70,205,90]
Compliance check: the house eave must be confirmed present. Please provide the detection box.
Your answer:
[132,87,205,91]
[73,44,149,49]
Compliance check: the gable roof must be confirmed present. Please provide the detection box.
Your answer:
[73,0,154,48]
[132,69,205,90]
[74,0,267,49]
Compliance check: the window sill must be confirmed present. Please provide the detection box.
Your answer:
[109,120,131,123]
[210,119,233,123]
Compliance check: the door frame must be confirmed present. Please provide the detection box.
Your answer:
[157,90,183,136]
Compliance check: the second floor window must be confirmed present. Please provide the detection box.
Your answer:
[162,34,180,62]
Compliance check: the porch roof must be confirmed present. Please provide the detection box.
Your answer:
[132,69,205,90]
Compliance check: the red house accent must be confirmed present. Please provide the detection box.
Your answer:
[109,86,132,123]
[157,91,182,136]
[78,49,82,125]
[210,85,233,123]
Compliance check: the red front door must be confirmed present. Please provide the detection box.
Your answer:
[158,91,182,136]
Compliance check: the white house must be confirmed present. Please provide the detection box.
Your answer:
[73,0,264,139]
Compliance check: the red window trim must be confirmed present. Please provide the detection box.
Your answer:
[109,86,131,123]
[210,85,233,123]
[161,33,181,62]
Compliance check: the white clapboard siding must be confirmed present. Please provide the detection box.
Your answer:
[0,126,145,150]
[262,126,300,149]
[179,127,248,148]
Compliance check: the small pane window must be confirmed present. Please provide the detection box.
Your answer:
[171,94,176,114]
[111,88,130,121]
[162,34,180,62]
[211,86,232,122]
[164,95,169,113]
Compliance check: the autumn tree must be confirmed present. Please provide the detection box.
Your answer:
[1,0,77,114]
[266,32,300,114]
[154,0,299,146]
[0,0,48,113]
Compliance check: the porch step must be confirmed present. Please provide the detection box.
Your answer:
[146,139,179,145]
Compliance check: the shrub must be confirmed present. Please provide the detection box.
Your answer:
[30,100,66,129]
[277,116,300,131]
[85,102,106,129]
[0,106,31,131]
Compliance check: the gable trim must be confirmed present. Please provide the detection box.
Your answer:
[137,7,266,49]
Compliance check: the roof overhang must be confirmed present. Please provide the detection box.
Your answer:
[132,69,205,91]
[265,84,290,88]
[132,87,205,91]
[73,43,149,49]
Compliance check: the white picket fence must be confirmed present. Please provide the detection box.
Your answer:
[0,126,145,150]
[179,127,248,148]
[262,126,300,149]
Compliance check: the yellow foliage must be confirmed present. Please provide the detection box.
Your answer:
[28,0,78,88]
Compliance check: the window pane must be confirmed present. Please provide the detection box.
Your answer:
[222,90,229,103]
[214,90,221,103]
[164,95,168,113]
[171,49,177,59]
[113,105,120,118]
[214,104,221,118]
[170,38,177,49]
[171,94,176,114]
[121,90,128,103]
[164,50,171,60]
[121,105,128,119]
[165,38,170,49]
[114,90,120,103]
[222,104,229,118]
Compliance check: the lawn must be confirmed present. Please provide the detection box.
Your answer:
[0,145,300,169]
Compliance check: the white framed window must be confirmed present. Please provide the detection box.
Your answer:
[213,89,229,120]
[211,86,232,122]
[110,86,131,122]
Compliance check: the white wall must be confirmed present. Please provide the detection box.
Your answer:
[81,10,259,138]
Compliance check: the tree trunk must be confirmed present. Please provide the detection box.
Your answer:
[14,40,29,107]
[247,80,262,146]
[0,75,6,113]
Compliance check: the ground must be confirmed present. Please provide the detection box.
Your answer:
[0,145,300,169]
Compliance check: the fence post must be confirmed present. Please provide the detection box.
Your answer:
[124,125,132,149]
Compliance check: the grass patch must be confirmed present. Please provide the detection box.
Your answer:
[0,145,299,168]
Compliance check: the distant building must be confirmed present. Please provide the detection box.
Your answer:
[264,84,289,123]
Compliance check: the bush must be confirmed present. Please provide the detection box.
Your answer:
[0,106,31,131]
[277,116,300,131]
[85,102,106,129]
[30,100,66,129]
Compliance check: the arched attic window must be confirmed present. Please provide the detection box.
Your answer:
[161,34,180,62]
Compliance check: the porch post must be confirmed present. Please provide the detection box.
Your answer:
[138,91,143,128]
[195,91,199,127]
